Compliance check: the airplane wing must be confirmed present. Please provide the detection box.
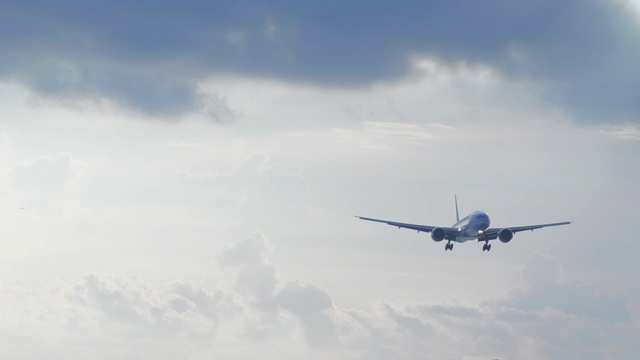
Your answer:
[356,216,458,237]
[482,221,572,240]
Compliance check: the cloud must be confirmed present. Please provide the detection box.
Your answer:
[1,232,636,360]
[362,254,636,359]
[601,124,640,140]
[331,121,436,149]
[0,275,221,359]
[26,60,199,116]
[497,254,631,322]
[275,281,337,347]
[10,153,75,213]
[215,232,280,303]
[179,152,309,227]
[216,231,273,267]
[12,153,74,193]
[8,153,93,219]
[0,1,637,122]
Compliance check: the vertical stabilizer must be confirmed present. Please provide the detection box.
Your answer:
[454,194,460,222]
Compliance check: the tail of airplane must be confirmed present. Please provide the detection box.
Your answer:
[454,194,460,222]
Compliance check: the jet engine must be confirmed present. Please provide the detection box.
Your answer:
[498,228,514,243]
[431,227,445,242]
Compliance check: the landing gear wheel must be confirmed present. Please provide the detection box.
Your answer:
[483,244,492,251]
[445,243,453,251]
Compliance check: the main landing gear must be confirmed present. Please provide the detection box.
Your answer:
[445,242,454,251]
[482,243,491,252]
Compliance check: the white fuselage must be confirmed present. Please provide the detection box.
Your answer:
[452,211,491,242]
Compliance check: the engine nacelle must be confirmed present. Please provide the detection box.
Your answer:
[431,227,445,242]
[498,228,514,243]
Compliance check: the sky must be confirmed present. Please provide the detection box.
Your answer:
[0,1,639,359]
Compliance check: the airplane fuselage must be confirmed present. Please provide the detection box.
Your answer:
[452,210,490,242]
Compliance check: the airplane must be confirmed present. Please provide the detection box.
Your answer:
[356,195,571,251]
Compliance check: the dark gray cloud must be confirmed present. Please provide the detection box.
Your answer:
[1,1,638,121]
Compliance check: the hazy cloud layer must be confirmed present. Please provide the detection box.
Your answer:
[1,1,638,121]
[0,233,635,359]
[1,5,639,357]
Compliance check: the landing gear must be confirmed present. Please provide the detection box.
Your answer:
[445,243,453,251]
[482,243,491,252]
